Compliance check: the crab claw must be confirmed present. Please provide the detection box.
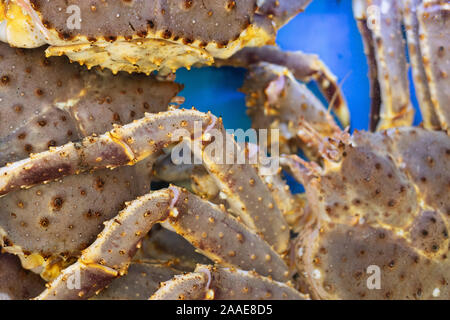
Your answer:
[240,62,346,161]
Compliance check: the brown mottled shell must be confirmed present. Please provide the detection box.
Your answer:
[0,167,141,264]
[294,127,450,299]
[34,0,260,45]
[354,0,449,131]
[0,42,183,165]
[37,185,290,299]
[1,0,313,74]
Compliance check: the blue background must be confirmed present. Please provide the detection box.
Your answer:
[175,0,422,192]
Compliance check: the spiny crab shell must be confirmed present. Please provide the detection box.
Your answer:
[0,0,311,74]
[0,41,183,279]
[288,127,450,299]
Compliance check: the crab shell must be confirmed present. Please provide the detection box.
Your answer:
[0,0,311,74]
[292,127,450,299]
[0,42,182,279]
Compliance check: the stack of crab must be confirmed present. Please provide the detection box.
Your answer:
[0,0,448,300]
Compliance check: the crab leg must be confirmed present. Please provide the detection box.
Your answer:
[155,149,304,229]
[217,46,350,128]
[354,0,415,130]
[245,144,306,229]
[151,264,308,300]
[0,252,45,300]
[156,150,305,230]
[354,3,383,131]
[93,262,181,300]
[35,189,172,299]
[402,0,442,129]
[183,125,291,255]
[417,0,450,130]
[35,261,119,300]
[0,109,213,197]
[257,167,306,229]
[164,187,290,281]
[0,107,290,255]
[36,186,289,299]
[150,269,209,300]
[242,62,342,159]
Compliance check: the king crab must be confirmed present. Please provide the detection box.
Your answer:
[0,0,449,300]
